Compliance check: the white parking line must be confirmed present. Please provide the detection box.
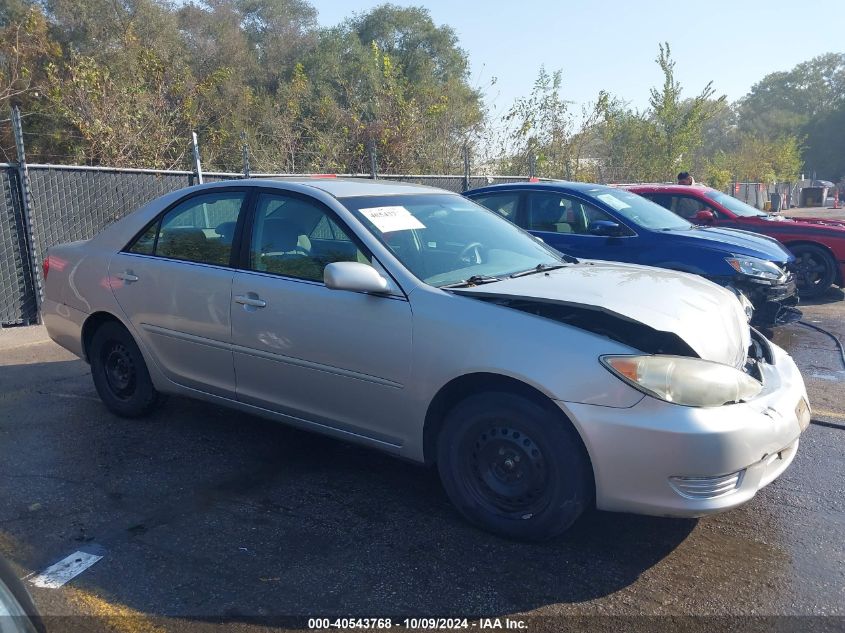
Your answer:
[29,548,105,588]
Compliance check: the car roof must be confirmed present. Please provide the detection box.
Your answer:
[465,181,619,196]
[198,177,444,198]
[623,183,714,193]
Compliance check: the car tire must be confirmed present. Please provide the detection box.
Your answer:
[89,321,161,418]
[0,557,46,633]
[436,391,592,541]
[790,243,836,298]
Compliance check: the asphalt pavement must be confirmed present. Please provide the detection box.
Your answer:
[0,290,843,633]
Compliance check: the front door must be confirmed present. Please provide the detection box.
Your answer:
[522,191,639,262]
[110,189,248,398]
[230,191,413,445]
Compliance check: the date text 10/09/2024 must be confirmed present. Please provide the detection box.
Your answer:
[307,618,529,630]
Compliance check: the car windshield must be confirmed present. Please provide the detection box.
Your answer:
[705,190,767,217]
[340,193,565,287]
[587,188,692,230]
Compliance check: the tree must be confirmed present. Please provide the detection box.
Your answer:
[705,134,802,185]
[502,67,571,177]
[737,53,845,179]
[648,43,725,180]
[804,104,845,182]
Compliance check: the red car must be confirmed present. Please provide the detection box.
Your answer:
[626,184,845,298]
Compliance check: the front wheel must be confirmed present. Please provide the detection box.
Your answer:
[436,392,592,541]
[791,243,836,298]
[89,321,161,418]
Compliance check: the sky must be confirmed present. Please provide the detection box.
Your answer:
[313,0,844,115]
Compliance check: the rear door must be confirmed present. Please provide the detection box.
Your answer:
[110,188,249,398]
[229,190,413,445]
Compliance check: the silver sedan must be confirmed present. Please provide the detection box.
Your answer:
[42,179,811,540]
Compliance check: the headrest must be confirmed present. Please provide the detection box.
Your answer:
[261,219,302,253]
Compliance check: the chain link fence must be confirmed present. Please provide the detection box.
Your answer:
[0,168,37,325]
[0,163,541,326]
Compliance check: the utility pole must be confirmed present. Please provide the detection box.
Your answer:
[241,131,250,179]
[11,105,41,318]
[191,131,204,184]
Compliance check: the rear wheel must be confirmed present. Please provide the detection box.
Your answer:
[436,392,592,541]
[89,321,160,418]
[790,243,836,298]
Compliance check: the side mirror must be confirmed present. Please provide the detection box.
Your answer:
[588,220,622,237]
[693,209,716,224]
[324,261,390,294]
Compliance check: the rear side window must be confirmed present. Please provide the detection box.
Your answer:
[127,191,246,266]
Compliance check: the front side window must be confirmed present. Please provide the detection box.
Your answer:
[667,195,717,220]
[128,191,246,265]
[526,192,624,235]
[247,193,370,282]
[340,193,563,287]
[473,193,520,222]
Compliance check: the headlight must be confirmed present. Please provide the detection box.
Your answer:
[725,256,784,280]
[728,287,755,322]
[601,355,762,407]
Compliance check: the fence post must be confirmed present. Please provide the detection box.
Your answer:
[11,105,41,318]
[462,142,470,192]
[368,140,377,179]
[241,131,250,179]
[191,131,204,184]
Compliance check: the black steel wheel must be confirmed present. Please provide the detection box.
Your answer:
[437,391,592,541]
[103,341,136,400]
[791,243,836,298]
[462,423,551,518]
[89,320,160,418]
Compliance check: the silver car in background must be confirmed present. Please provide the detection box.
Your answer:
[42,179,811,540]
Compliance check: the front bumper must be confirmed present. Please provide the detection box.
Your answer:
[559,337,809,518]
[734,273,801,327]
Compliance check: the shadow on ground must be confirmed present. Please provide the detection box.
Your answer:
[0,359,698,619]
[799,287,845,307]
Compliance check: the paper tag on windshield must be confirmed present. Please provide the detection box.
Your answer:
[360,206,425,233]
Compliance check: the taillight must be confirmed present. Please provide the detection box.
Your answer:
[42,256,49,279]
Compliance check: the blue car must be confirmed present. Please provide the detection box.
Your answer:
[465,182,800,327]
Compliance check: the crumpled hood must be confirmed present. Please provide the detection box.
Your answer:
[456,260,751,368]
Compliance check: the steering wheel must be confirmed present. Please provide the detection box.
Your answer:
[458,242,484,265]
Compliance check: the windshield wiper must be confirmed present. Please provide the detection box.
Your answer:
[510,263,569,278]
[440,275,503,289]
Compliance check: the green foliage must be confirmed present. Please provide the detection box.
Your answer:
[648,43,725,180]
[737,53,845,180]
[704,135,803,185]
[0,2,839,183]
[1,0,483,171]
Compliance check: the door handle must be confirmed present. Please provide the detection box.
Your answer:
[234,294,267,308]
[114,271,139,283]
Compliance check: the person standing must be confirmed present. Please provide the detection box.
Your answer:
[677,171,695,185]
